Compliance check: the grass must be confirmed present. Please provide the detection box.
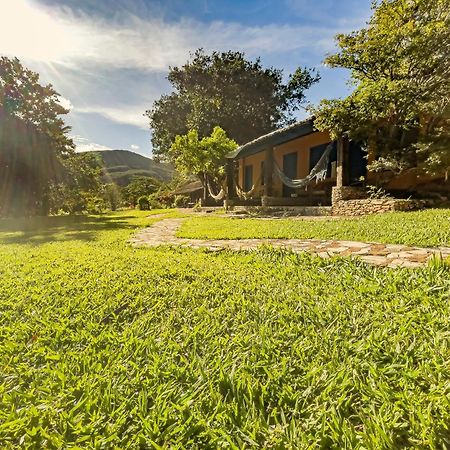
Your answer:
[177,208,450,248]
[1,210,450,448]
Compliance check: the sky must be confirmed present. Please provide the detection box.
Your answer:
[1,0,373,158]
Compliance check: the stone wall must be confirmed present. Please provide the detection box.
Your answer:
[331,187,422,216]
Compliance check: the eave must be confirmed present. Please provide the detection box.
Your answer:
[226,118,316,160]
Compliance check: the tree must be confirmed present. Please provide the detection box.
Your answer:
[313,0,450,176]
[0,57,74,155]
[0,57,103,215]
[122,176,160,207]
[169,126,237,192]
[147,49,319,159]
[47,153,104,214]
[102,183,122,211]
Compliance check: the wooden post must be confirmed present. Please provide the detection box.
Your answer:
[336,137,349,187]
[264,146,274,197]
[226,159,235,199]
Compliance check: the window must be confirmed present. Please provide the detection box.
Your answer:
[244,165,253,191]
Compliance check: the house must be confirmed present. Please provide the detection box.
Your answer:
[224,118,447,214]
[172,180,204,205]
[225,119,366,207]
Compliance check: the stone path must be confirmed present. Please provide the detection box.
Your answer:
[131,218,450,268]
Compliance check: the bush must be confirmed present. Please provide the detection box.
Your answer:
[173,195,189,208]
[137,196,150,210]
[85,194,107,214]
[103,184,122,211]
[147,193,163,210]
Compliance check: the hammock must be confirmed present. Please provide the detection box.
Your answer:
[274,142,333,189]
[207,178,226,201]
[235,174,262,200]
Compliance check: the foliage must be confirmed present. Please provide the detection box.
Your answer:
[121,176,160,207]
[147,192,163,209]
[366,185,391,200]
[178,208,450,247]
[0,56,73,155]
[102,183,122,211]
[0,210,450,447]
[47,153,104,214]
[0,108,61,216]
[137,195,150,210]
[172,194,189,208]
[0,58,102,216]
[313,0,450,176]
[169,126,237,188]
[147,49,319,158]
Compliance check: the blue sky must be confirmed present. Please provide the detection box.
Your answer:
[1,0,372,157]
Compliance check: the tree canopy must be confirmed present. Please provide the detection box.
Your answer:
[0,57,74,155]
[122,176,160,207]
[313,0,450,176]
[147,49,319,159]
[169,126,237,188]
[0,57,102,215]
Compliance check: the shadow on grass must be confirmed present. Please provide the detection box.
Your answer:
[0,214,137,245]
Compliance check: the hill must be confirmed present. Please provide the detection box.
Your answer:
[89,150,174,186]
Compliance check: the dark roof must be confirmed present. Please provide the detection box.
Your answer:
[173,180,203,194]
[226,118,316,159]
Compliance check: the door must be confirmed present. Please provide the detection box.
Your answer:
[282,152,298,197]
[349,141,367,183]
[244,165,253,192]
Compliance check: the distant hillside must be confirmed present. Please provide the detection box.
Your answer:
[89,150,175,186]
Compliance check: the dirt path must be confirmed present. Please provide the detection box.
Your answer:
[131,218,450,268]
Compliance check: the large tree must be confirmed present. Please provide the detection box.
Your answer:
[0,57,74,155]
[313,0,450,177]
[147,49,319,159]
[0,57,102,215]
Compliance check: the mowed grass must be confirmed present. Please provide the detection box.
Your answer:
[1,210,450,448]
[177,208,450,248]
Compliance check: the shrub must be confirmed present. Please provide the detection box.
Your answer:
[173,195,189,208]
[147,193,163,210]
[137,196,150,210]
[85,194,106,214]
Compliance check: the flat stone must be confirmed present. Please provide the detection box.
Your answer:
[130,218,450,269]
[359,255,389,266]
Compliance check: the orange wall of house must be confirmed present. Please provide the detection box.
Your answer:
[238,131,333,197]
[238,151,266,196]
[272,131,331,196]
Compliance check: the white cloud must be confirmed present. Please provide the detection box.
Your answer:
[0,0,353,72]
[75,105,149,129]
[130,144,140,151]
[72,135,111,152]
[57,95,73,111]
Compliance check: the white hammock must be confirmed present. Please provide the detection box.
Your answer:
[235,174,262,200]
[207,179,226,201]
[274,142,333,189]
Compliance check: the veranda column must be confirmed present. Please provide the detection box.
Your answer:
[264,146,274,197]
[226,159,235,199]
[333,136,349,207]
[336,136,349,188]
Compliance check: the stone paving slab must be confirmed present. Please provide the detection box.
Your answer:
[130,218,450,268]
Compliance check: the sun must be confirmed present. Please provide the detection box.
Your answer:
[0,0,84,64]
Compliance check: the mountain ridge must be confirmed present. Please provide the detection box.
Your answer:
[85,149,174,186]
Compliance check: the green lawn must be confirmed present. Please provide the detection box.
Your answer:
[1,210,450,448]
[177,209,450,248]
